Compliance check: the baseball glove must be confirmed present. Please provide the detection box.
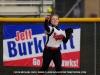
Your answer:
[65,28,73,39]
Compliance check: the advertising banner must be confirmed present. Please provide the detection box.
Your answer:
[3,23,81,68]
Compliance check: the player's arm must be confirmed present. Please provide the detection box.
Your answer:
[44,16,51,33]
[62,36,69,43]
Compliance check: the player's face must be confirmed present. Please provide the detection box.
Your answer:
[51,15,59,26]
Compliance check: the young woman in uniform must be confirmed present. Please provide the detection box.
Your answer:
[37,14,73,75]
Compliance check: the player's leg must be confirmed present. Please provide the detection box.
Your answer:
[53,50,62,75]
[37,48,52,75]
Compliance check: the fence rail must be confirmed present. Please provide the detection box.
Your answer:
[0,18,100,22]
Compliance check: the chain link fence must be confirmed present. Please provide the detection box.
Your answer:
[96,23,100,75]
[0,22,97,75]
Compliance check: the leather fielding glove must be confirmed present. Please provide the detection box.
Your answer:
[65,28,73,39]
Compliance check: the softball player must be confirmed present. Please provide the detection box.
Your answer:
[37,14,73,75]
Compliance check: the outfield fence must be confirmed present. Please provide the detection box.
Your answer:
[0,18,100,75]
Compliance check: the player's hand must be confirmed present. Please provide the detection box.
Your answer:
[45,16,50,20]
